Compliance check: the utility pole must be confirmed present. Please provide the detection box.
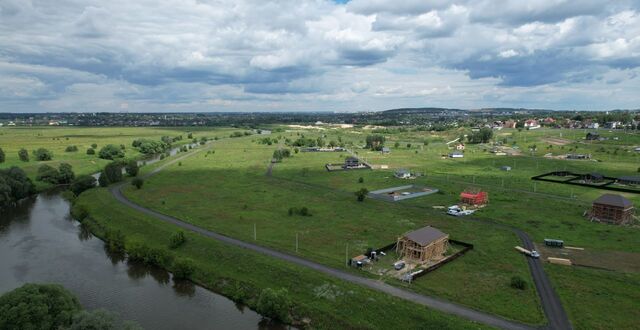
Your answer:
[345,244,349,267]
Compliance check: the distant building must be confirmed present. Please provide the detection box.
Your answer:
[344,156,361,168]
[566,154,591,160]
[455,143,465,151]
[394,169,411,179]
[396,226,449,264]
[460,189,488,206]
[381,147,391,154]
[590,194,634,225]
[500,166,512,171]
[616,176,640,186]
[503,120,517,129]
[524,120,540,129]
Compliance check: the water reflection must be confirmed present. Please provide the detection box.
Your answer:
[0,189,286,330]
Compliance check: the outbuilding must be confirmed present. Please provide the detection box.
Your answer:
[394,169,411,179]
[460,189,488,206]
[449,151,464,158]
[500,166,512,171]
[344,156,361,168]
[396,226,449,264]
[381,147,391,154]
[590,194,634,224]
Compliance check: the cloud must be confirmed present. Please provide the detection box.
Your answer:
[0,0,639,112]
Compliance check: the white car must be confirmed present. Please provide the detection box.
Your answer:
[530,250,540,258]
[447,209,462,216]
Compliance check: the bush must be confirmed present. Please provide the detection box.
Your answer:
[18,148,29,162]
[68,309,141,330]
[256,288,291,322]
[57,163,75,184]
[65,145,78,152]
[132,177,144,189]
[91,143,98,149]
[125,160,139,177]
[169,231,186,249]
[70,175,96,196]
[0,147,4,163]
[33,148,53,161]
[358,177,364,183]
[105,230,126,252]
[86,148,95,155]
[172,258,195,280]
[104,162,123,183]
[98,171,109,187]
[510,276,527,290]
[36,164,60,184]
[288,206,312,217]
[126,241,171,267]
[98,144,125,160]
[0,283,81,330]
[132,139,169,155]
[355,188,369,202]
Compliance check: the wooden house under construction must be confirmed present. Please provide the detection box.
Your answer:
[396,226,449,264]
[590,194,634,224]
[460,188,488,206]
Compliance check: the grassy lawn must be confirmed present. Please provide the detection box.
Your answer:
[122,135,545,324]
[0,126,232,190]
[74,188,489,330]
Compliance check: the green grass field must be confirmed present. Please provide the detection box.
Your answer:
[12,125,638,329]
[0,127,232,189]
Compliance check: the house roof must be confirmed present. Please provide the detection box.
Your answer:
[382,147,390,151]
[403,226,448,246]
[593,194,633,208]
[618,176,640,183]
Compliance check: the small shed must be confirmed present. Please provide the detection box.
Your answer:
[460,189,488,206]
[350,255,370,267]
[455,143,465,150]
[500,166,512,171]
[590,194,634,224]
[396,226,449,264]
[586,132,600,140]
[381,147,391,154]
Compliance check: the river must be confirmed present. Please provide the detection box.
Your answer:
[0,189,284,330]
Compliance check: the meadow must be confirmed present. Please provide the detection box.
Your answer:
[13,125,639,329]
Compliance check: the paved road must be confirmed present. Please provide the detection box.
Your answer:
[108,148,562,330]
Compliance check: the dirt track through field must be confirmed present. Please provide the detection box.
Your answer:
[109,146,571,330]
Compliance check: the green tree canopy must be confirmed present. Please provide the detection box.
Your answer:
[98,144,125,160]
[0,283,81,330]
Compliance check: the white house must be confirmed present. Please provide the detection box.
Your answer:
[524,120,540,129]
[394,169,412,179]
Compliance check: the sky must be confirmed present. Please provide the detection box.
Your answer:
[1,0,639,113]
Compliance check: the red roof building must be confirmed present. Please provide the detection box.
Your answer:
[460,190,488,206]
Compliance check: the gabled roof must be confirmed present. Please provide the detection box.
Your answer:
[593,194,633,208]
[403,226,448,246]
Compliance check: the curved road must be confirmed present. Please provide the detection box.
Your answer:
[109,148,569,330]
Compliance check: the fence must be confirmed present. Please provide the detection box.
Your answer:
[410,239,474,281]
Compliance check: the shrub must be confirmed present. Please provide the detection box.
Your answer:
[98,171,109,187]
[510,276,527,290]
[132,177,144,189]
[355,188,369,202]
[98,144,125,160]
[57,163,75,184]
[104,162,123,183]
[126,241,171,267]
[105,230,126,252]
[172,258,195,280]
[70,175,96,196]
[65,145,78,152]
[68,309,141,330]
[36,164,60,184]
[256,288,291,322]
[18,148,29,162]
[0,147,4,163]
[169,231,186,249]
[91,143,98,149]
[0,283,81,330]
[86,148,95,155]
[0,166,36,209]
[358,177,364,183]
[33,148,53,161]
[125,160,139,177]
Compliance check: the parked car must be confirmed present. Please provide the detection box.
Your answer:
[530,250,540,258]
[393,261,405,270]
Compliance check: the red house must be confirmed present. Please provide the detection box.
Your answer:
[460,190,488,206]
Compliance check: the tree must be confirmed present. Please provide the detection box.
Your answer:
[0,283,81,330]
[18,148,29,162]
[125,160,139,177]
[131,177,144,189]
[65,145,78,152]
[172,258,195,279]
[70,175,96,196]
[98,144,125,160]
[0,147,4,163]
[0,167,36,208]
[169,231,186,249]
[468,128,493,144]
[86,148,95,155]
[57,163,75,184]
[355,188,368,202]
[256,288,291,322]
[33,148,53,161]
[406,143,412,148]
[98,171,109,187]
[36,164,60,184]
[394,142,400,148]
[91,143,98,149]
[365,135,385,151]
[104,162,123,183]
[187,132,193,139]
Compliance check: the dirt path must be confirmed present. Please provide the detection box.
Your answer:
[109,146,569,330]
